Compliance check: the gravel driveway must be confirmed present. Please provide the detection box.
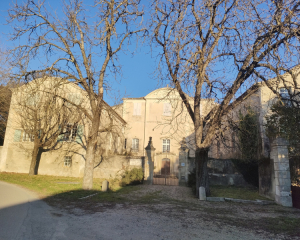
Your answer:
[49,185,300,240]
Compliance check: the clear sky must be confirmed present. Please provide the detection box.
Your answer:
[0,0,162,106]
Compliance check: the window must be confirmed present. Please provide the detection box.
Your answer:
[162,139,170,152]
[23,132,34,142]
[63,124,77,141]
[133,102,141,116]
[163,103,172,116]
[13,129,22,142]
[279,87,292,106]
[279,87,289,97]
[58,123,82,142]
[64,156,72,167]
[124,139,127,149]
[132,138,139,151]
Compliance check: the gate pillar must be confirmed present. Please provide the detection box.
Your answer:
[271,137,292,207]
[145,137,155,184]
[179,138,189,182]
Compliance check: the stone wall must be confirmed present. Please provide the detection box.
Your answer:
[187,158,249,186]
[271,137,292,207]
[259,137,292,207]
[93,155,143,179]
[207,159,249,186]
[259,158,275,199]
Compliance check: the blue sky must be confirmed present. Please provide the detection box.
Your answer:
[0,0,161,106]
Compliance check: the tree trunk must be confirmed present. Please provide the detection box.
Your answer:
[195,148,210,197]
[82,113,101,190]
[29,145,43,175]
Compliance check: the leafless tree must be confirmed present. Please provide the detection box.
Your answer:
[7,0,145,189]
[153,0,300,196]
[12,77,81,175]
[0,50,16,146]
[0,86,12,145]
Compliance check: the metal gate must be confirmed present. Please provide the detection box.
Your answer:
[153,158,179,186]
[153,176,179,186]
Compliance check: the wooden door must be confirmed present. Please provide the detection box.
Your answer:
[161,158,170,176]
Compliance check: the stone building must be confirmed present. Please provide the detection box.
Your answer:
[0,67,299,207]
[118,87,216,183]
[0,77,126,178]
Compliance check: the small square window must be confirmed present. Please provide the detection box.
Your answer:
[64,156,72,167]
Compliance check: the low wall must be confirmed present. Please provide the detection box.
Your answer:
[259,158,275,199]
[93,155,143,179]
[207,159,249,187]
[209,173,248,186]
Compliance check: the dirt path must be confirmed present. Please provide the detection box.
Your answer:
[52,185,300,240]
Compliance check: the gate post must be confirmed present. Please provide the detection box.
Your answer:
[145,137,155,185]
[271,137,292,207]
[179,138,189,183]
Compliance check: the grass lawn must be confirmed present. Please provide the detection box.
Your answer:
[0,172,270,202]
[210,185,270,200]
[0,172,138,200]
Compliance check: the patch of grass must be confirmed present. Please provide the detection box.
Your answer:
[0,172,139,202]
[259,216,300,236]
[210,185,270,200]
[137,191,164,204]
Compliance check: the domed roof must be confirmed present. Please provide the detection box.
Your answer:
[144,87,192,100]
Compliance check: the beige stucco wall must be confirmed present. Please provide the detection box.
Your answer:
[1,77,126,178]
[121,87,216,177]
[214,67,300,160]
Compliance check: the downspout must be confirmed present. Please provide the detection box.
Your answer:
[143,98,147,156]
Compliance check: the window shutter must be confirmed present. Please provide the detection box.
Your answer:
[14,130,22,142]
[76,125,83,144]
[57,125,63,142]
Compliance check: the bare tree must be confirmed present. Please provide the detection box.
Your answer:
[153,0,300,196]
[12,77,80,175]
[0,50,14,146]
[7,0,145,189]
[0,86,12,145]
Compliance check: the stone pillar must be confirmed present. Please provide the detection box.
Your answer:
[179,138,189,182]
[271,137,292,207]
[145,137,155,185]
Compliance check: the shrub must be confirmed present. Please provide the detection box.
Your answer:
[121,167,144,186]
